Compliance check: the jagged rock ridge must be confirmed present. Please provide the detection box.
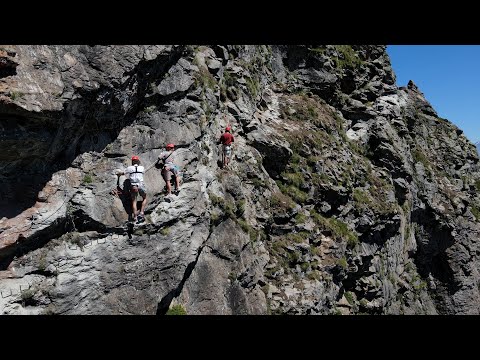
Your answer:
[0,45,479,315]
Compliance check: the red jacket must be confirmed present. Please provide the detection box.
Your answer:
[219,132,234,146]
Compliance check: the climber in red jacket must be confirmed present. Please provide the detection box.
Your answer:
[218,126,234,169]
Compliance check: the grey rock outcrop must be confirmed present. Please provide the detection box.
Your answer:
[0,45,479,315]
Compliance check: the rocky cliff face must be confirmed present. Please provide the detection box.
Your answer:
[0,45,479,315]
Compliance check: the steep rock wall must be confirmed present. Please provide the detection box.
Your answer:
[0,45,479,315]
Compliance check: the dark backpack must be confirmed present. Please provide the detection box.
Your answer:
[157,151,174,169]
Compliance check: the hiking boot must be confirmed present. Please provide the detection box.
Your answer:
[137,214,145,223]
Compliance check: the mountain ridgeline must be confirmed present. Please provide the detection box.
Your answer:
[0,45,479,315]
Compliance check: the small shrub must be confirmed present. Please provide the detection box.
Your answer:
[295,213,307,224]
[237,219,261,242]
[475,179,480,192]
[271,237,287,254]
[353,181,396,215]
[251,177,266,188]
[326,216,358,248]
[160,227,170,236]
[228,271,237,282]
[471,206,480,221]
[333,45,363,70]
[405,224,412,241]
[405,261,415,273]
[307,106,317,118]
[311,246,322,256]
[223,70,236,87]
[143,105,156,113]
[9,91,24,100]
[265,264,282,279]
[224,201,236,219]
[300,262,310,272]
[282,172,304,188]
[344,291,355,305]
[83,174,93,184]
[270,191,296,211]
[353,188,371,206]
[246,76,260,97]
[312,172,331,185]
[279,184,308,204]
[412,148,430,167]
[287,250,301,265]
[208,192,235,219]
[387,273,397,285]
[346,233,359,248]
[337,257,348,270]
[412,276,428,292]
[202,100,213,119]
[236,219,250,234]
[210,213,221,229]
[249,228,260,242]
[306,156,320,167]
[208,191,223,207]
[236,199,246,217]
[291,153,302,164]
[286,232,309,244]
[194,67,216,90]
[307,270,321,281]
[166,304,187,315]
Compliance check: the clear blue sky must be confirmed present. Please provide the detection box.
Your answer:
[386,45,480,144]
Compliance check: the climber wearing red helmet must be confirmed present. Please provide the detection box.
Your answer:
[157,143,180,196]
[218,126,234,169]
[116,155,147,223]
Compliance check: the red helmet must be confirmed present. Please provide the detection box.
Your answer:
[131,155,140,161]
[225,126,231,131]
[166,143,174,149]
